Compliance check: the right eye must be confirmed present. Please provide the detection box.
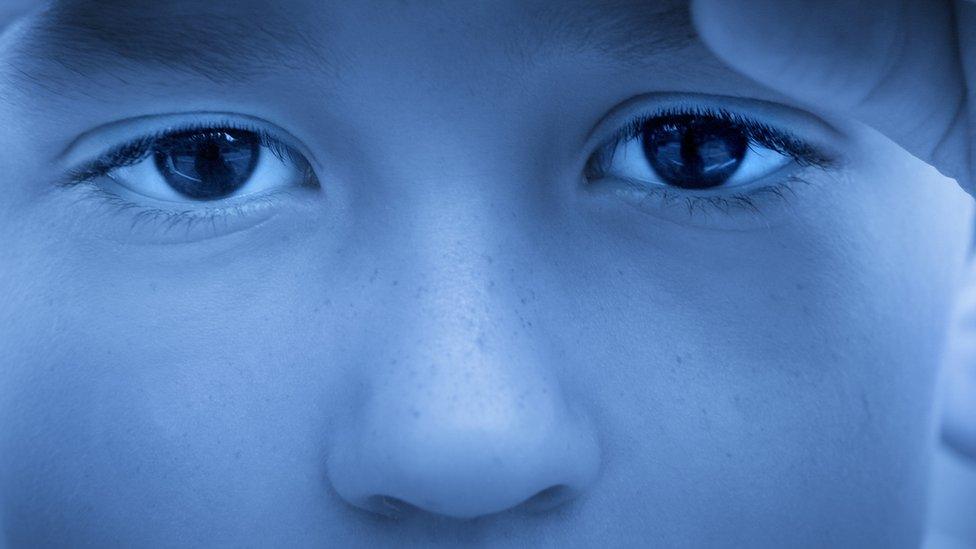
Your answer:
[630,114,785,190]
[586,108,827,194]
[70,123,318,204]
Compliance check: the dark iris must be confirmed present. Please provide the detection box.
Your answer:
[641,115,748,190]
[153,129,260,200]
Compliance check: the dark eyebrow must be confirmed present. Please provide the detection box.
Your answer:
[519,1,697,69]
[7,0,696,98]
[9,0,347,88]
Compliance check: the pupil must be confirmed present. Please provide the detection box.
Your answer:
[153,129,260,200]
[641,116,748,190]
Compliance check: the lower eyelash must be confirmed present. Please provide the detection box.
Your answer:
[615,175,810,220]
[67,181,289,237]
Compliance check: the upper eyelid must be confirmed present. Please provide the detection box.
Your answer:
[57,111,321,172]
[581,92,847,161]
[591,109,835,177]
[63,127,304,189]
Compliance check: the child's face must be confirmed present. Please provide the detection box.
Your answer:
[0,1,971,546]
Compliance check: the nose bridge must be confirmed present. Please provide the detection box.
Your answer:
[326,186,601,519]
[373,166,544,373]
[371,169,559,411]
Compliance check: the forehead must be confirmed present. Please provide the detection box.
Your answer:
[16,0,695,84]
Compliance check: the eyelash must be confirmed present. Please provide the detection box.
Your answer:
[72,183,295,237]
[64,120,312,185]
[584,106,834,216]
[59,107,832,237]
[59,120,316,235]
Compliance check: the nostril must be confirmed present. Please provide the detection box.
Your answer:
[517,484,575,515]
[361,495,419,520]
[359,485,576,521]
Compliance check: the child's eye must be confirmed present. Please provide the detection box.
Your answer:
[69,123,318,204]
[59,116,320,241]
[583,104,836,225]
[130,128,270,202]
[603,114,791,190]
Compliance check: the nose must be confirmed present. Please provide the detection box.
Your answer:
[331,354,604,520]
[325,258,600,520]
[323,162,601,519]
[327,360,601,519]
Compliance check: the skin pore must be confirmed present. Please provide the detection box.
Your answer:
[0,1,972,547]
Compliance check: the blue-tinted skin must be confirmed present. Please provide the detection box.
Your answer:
[0,1,973,547]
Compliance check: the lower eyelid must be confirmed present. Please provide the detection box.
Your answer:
[62,180,310,244]
[583,167,825,232]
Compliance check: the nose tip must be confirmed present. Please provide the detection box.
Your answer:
[326,390,601,520]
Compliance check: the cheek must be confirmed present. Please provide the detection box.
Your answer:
[555,140,971,540]
[0,226,345,543]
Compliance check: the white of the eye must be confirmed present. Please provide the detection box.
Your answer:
[606,135,792,189]
[105,144,297,203]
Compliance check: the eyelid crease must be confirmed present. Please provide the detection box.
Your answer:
[56,111,321,170]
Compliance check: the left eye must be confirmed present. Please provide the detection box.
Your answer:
[592,113,793,190]
[89,126,315,203]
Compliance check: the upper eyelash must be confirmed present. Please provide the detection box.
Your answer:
[585,105,834,180]
[61,120,310,187]
[60,108,826,235]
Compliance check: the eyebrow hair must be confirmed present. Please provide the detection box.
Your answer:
[520,1,697,69]
[6,0,697,98]
[8,0,347,90]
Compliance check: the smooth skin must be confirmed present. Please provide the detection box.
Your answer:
[692,1,976,460]
[931,287,976,549]
[0,1,972,547]
[692,4,976,544]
